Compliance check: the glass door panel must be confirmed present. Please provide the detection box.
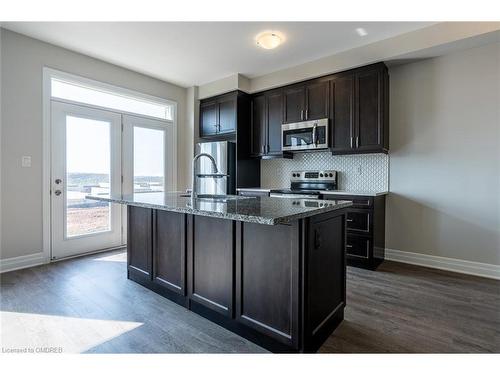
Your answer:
[51,101,123,260]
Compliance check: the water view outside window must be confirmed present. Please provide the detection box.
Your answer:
[133,126,165,193]
[66,116,111,237]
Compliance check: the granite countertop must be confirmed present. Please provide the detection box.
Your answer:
[237,187,388,197]
[86,192,352,225]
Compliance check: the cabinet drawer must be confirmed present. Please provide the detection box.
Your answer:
[346,211,370,233]
[346,235,370,259]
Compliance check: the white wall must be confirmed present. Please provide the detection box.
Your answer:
[387,42,500,266]
[0,29,191,260]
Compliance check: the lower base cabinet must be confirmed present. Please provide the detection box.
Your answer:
[323,195,386,269]
[127,206,347,353]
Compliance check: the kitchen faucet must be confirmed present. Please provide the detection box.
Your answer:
[191,153,219,200]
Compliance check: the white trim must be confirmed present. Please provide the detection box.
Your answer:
[385,248,500,280]
[44,67,177,120]
[42,67,179,265]
[0,252,48,274]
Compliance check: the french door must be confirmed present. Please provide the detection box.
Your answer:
[51,101,123,259]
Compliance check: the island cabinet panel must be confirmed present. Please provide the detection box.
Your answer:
[153,210,186,297]
[127,206,152,279]
[235,221,299,349]
[304,212,346,351]
[188,215,234,317]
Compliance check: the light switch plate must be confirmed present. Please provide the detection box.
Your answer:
[21,156,32,168]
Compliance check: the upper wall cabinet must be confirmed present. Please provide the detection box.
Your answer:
[199,91,238,138]
[330,63,389,154]
[283,79,329,124]
[251,89,291,158]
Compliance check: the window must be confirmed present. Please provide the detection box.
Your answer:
[51,78,173,121]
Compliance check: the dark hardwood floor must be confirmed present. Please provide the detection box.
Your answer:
[1,249,499,353]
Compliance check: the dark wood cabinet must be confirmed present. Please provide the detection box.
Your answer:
[199,100,218,137]
[153,210,186,300]
[323,194,386,270]
[235,221,299,348]
[283,80,329,124]
[127,206,152,279]
[283,85,305,123]
[267,90,284,154]
[251,89,291,158]
[127,208,347,353]
[330,73,354,152]
[189,215,234,317]
[354,65,388,152]
[250,94,266,156]
[249,62,389,156]
[199,92,237,137]
[305,79,329,121]
[330,63,389,154]
[304,211,346,349]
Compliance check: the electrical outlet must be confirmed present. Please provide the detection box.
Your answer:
[21,156,32,168]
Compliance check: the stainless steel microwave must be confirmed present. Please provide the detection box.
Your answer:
[281,118,329,151]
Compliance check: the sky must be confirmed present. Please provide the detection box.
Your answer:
[66,116,164,177]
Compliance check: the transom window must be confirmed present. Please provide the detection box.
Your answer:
[51,78,173,121]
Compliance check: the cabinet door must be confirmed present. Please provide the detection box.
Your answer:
[200,100,218,137]
[283,85,305,123]
[236,221,299,348]
[305,80,329,120]
[153,210,186,295]
[217,95,237,134]
[127,206,152,278]
[190,216,234,316]
[266,90,283,154]
[250,95,266,156]
[355,67,383,151]
[330,74,354,153]
[306,212,346,347]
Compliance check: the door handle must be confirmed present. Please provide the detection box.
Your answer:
[54,190,62,196]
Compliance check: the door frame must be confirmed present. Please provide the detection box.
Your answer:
[42,67,178,263]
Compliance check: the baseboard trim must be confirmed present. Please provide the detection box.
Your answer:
[0,252,48,274]
[385,248,500,280]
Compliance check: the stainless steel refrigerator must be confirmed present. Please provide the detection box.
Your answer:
[195,141,236,195]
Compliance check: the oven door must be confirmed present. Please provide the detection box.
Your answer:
[282,118,329,151]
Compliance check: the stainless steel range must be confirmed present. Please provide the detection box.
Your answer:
[269,170,337,199]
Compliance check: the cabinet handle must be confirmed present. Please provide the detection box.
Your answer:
[305,109,309,120]
[356,136,359,148]
[346,219,353,222]
[314,229,322,249]
[350,137,353,148]
[346,244,353,248]
[261,145,265,154]
[301,110,304,120]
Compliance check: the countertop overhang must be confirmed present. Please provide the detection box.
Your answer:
[86,192,352,225]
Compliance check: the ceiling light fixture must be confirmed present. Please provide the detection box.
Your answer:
[355,28,368,37]
[256,32,283,50]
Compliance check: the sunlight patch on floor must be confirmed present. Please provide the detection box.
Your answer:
[0,311,142,353]
[92,252,127,262]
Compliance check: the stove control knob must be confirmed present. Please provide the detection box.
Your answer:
[319,173,324,177]
[329,173,333,177]
[292,173,296,177]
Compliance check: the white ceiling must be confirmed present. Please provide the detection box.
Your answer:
[2,22,434,87]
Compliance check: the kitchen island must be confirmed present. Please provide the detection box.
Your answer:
[87,192,352,353]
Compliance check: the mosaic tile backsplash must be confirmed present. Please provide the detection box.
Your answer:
[261,152,389,192]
